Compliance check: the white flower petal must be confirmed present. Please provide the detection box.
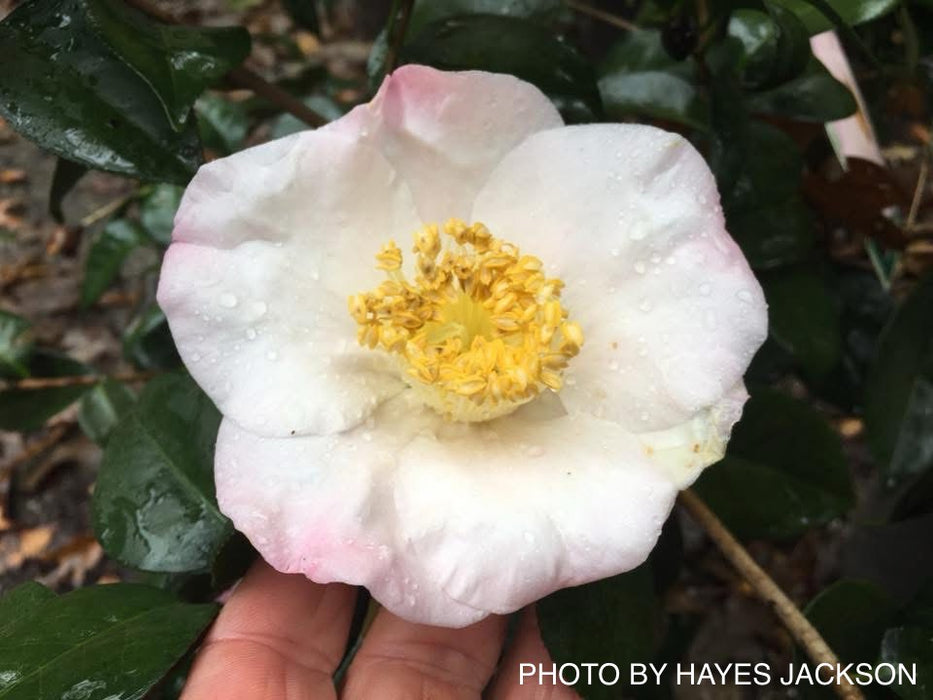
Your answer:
[472,124,767,431]
[158,128,421,436]
[215,392,678,627]
[348,65,564,222]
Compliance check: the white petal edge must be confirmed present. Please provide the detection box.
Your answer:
[215,392,680,628]
[341,65,564,223]
[471,124,768,433]
[158,128,422,437]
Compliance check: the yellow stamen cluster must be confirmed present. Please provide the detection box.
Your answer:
[349,219,583,422]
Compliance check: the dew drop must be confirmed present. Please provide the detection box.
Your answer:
[218,292,238,308]
[266,350,279,361]
[736,289,753,303]
[245,328,257,340]
[634,261,646,274]
[610,247,620,257]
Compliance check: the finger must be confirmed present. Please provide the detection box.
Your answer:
[182,560,357,700]
[341,608,508,700]
[487,607,580,700]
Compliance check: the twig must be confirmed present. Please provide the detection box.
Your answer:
[384,0,415,74]
[906,157,928,231]
[122,0,327,128]
[79,192,135,228]
[563,0,638,32]
[5,370,157,391]
[679,490,865,700]
[0,424,70,481]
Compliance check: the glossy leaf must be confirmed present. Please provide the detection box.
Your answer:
[0,0,201,183]
[77,378,136,445]
[0,352,92,432]
[881,627,933,700]
[598,30,706,129]
[139,183,184,245]
[0,582,217,700]
[727,197,814,269]
[746,57,857,122]
[401,15,601,116]
[407,0,561,35]
[83,0,250,130]
[694,390,852,539]
[123,303,181,369]
[0,582,55,636]
[805,579,897,663]
[0,311,31,379]
[93,373,230,572]
[195,93,249,155]
[80,218,148,308]
[761,267,841,375]
[773,0,899,34]
[865,274,933,489]
[539,564,661,699]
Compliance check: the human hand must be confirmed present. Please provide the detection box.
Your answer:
[182,561,579,699]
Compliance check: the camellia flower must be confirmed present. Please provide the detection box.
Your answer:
[158,65,767,628]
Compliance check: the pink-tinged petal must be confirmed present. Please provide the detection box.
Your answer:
[158,128,421,437]
[472,124,767,432]
[358,65,564,223]
[215,393,677,628]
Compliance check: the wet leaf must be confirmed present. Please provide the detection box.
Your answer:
[83,0,250,130]
[0,0,201,183]
[694,389,852,539]
[881,626,933,700]
[761,266,841,375]
[195,93,248,155]
[805,579,897,663]
[123,303,181,369]
[598,30,706,129]
[92,373,230,572]
[539,563,661,699]
[0,582,217,700]
[139,183,184,244]
[773,0,899,34]
[400,15,601,117]
[80,219,148,308]
[746,57,857,122]
[865,274,933,489]
[0,311,31,380]
[77,378,136,445]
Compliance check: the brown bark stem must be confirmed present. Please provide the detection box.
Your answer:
[6,370,157,390]
[679,489,864,700]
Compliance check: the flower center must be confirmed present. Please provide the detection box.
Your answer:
[349,219,583,422]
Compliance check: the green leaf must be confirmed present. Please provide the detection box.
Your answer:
[195,93,249,155]
[881,627,933,699]
[0,582,217,700]
[0,0,202,183]
[83,0,250,130]
[727,196,814,269]
[865,274,933,489]
[694,389,852,539]
[400,15,601,116]
[48,157,88,224]
[538,564,661,699]
[761,266,841,375]
[123,303,181,369]
[746,57,857,122]
[773,0,899,34]
[0,311,31,379]
[408,0,561,35]
[80,218,148,308]
[77,378,136,445]
[93,373,231,572]
[598,30,706,129]
[0,582,55,636]
[755,1,812,88]
[805,579,897,663]
[139,183,184,244]
[281,0,319,32]
[0,351,92,432]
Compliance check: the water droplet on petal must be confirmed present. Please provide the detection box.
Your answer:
[634,261,646,274]
[218,292,238,308]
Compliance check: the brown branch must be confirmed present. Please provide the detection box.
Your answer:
[679,490,865,700]
[0,424,70,481]
[6,370,157,391]
[906,156,928,232]
[384,0,415,75]
[563,0,638,32]
[122,0,327,128]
